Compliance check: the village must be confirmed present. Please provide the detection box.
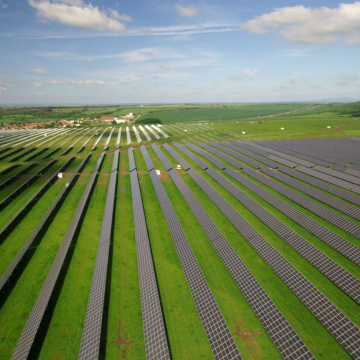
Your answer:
[0,113,135,130]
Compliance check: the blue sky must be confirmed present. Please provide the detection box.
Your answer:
[0,0,360,104]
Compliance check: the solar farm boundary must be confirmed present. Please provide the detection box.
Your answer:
[140,145,242,360]
[0,157,75,245]
[265,167,360,222]
[155,145,314,360]
[228,167,360,267]
[0,160,57,212]
[78,149,119,360]
[206,167,360,305]
[0,155,91,293]
[129,149,171,360]
[11,153,104,360]
[194,167,360,358]
[256,167,360,239]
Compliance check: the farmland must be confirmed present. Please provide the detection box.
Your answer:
[0,104,360,359]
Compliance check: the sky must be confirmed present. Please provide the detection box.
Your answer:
[0,0,360,104]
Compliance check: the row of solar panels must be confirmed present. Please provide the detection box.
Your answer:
[155,146,314,360]
[141,145,243,360]
[148,143,360,359]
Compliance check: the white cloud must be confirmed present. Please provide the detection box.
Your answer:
[343,73,358,80]
[227,73,241,81]
[54,0,83,5]
[36,80,62,87]
[67,79,107,87]
[115,47,184,62]
[240,2,360,45]
[35,92,45,95]
[175,4,199,17]
[27,67,46,74]
[243,69,257,76]
[29,0,126,32]
[108,9,132,21]
[17,79,30,86]
[86,57,94,62]
[289,78,297,84]
[0,86,8,93]
[159,63,170,70]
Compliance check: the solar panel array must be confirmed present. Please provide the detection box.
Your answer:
[9,148,36,163]
[0,156,85,291]
[174,143,209,170]
[162,143,190,170]
[267,167,360,221]
[207,167,360,304]
[197,142,244,169]
[11,153,103,360]
[196,168,360,358]
[133,126,142,143]
[151,144,172,171]
[104,127,115,150]
[0,163,18,176]
[0,158,73,244]
[141,146,242,360]
[279,166,360,207]
[129,152,170,360]
[297,166,360,194]
[116,127,122,149]
[225,142,279,168]
[257,167,360,239]
[186,143,226,169]
[91,127,108,151]
[145,125,161,140]
[0,163,37,190]
[0,148,23,162]
[256,140,332,167]
[250,141,314,167]
[210,142,261,168]
[314,165,360,186]
[0,160,57,211]
[226,168,360,267]
[138,125,152,141]
[161,161,314,359]
[151,125,169,138]
[128,147,136,172]
[79,149,119,360]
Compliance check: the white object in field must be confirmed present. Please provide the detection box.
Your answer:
[281,127,284,130]
[184,129,187,131]
[242,131,246,134]
[156,170,161,175]
[327,126,331,128]
[44,133,47,137]
[176,164,181,170]
[57,172,64,178]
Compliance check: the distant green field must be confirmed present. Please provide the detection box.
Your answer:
[147,104,314,123]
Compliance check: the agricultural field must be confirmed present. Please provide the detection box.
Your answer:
[0,107,360,359]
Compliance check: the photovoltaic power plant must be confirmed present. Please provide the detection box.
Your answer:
[155,147,314,360]
[2,130,360,360]
[129,149,170,360]
[79,150,119,360]
[141,145,242,360]
[11,153,104,360]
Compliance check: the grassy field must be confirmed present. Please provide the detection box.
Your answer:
[0,103,360,359]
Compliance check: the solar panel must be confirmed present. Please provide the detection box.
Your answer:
[141,146,242,360]
[258,167,360,238]
[151,144,172,171]
[138,125,152,141]
[128,147,136,172]
[145,125,161,140]
[116,127,122,148]
[314,165,360,186]
[164,165,314,360]
[197,142,244,169]
[174,143,209,170]
[211,142,261,168]
[226,168,360,267]
[186,143,226,169]
[79,150,119,360]
[0,148,24,162]
[151,124,169,138]
[0,155,87,292]
[130,167,170,359]
[140,145,155,172]
[162,143,190,170]
[0,160,57,211]
[0,163,37,190]
[11,154,103,360]
[272,167,360,221]
[126,126,132,145]
[132,126,142,143]
[195,168,360,358]
[205,168,360,304]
